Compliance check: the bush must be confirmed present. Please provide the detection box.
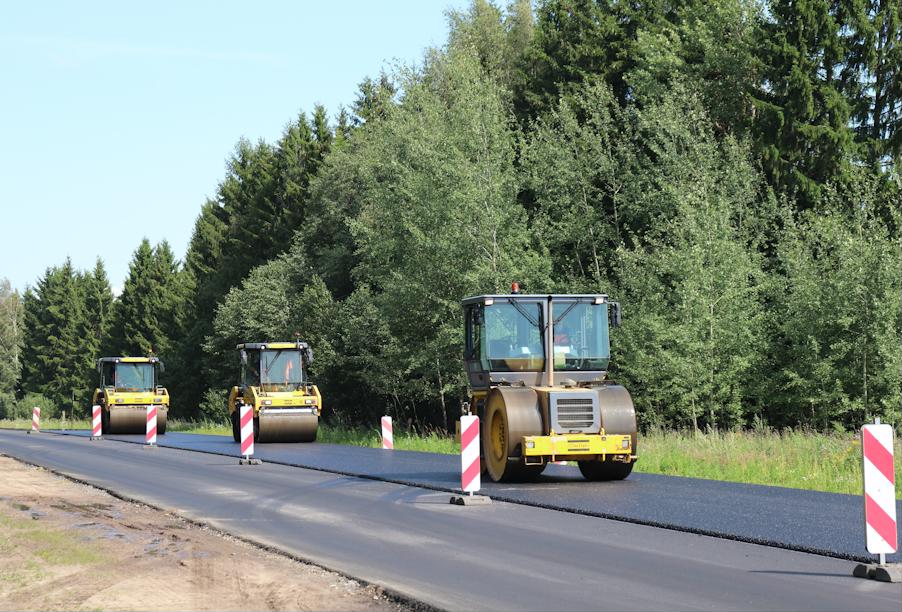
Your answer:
[5,393,59,420]
[0,392,15,419]
[197,388,229,425]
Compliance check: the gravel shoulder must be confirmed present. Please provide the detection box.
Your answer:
[0,456,407,612]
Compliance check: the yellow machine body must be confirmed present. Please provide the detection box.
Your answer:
[463,292,638,482]
[93,357,169,435]
[227,341,321,443]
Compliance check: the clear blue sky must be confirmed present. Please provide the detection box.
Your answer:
[0,1,466,294]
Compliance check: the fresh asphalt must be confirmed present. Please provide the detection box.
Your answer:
[1,429,900,611]
[50,429,902,563]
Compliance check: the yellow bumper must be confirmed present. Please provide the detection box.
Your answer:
[522,433,632,458]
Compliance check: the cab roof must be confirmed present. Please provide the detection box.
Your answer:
[97,357,160,364]
[461,294,609,306]
[237,341,309,350]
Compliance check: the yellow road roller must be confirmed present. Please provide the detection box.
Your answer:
[462,286,637,482]
[228,341,321,443]
[93,357,169,434]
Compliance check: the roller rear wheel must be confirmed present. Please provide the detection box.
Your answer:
[578,459,634,481]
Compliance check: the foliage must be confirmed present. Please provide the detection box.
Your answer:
[771,174,901,428]
[0,278,23,395]
[338,47,550,427]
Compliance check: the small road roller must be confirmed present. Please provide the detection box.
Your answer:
[462,285,637,482]
[93,357,169,434]
[228,341,321,443]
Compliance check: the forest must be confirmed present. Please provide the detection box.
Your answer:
[1,0,899,433]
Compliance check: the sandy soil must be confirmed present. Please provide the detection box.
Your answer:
[0,456,408,611]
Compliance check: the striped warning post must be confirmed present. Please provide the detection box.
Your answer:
[30,407,40,433]
[862,422,898,556]
[90,405,102,440]
[461,415,480,493]
[381,416,393,450]
[240,404,254,459]
[145,405,157,446]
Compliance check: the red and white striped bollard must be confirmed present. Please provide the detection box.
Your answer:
[90,405,102,440]
[145,405,157,447]
[451,415,490,505]
[238,404,260,464]
[29,407,40,434]
[854,418,900,582]
[461,415,480,494]
[863,420,897,559]
[381,416,393,450]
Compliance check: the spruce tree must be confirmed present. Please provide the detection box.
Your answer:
[752,0,858,209]
[20,260,90,413]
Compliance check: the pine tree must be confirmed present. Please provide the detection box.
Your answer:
[20,260,90,414]
[106,239,185,359]
[847,0,902,169]
[519,0,672,119]
[752,0,859,209]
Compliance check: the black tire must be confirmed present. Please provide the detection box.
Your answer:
[101,408,110,435]
[578,459,634,481]
[253,416,260,441]
[231,410,240,442]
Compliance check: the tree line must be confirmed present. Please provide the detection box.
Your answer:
[2,0,899,432]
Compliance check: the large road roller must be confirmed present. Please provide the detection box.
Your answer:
[228,341,321,443]
[462,286,637,482]
[93,357,169,434]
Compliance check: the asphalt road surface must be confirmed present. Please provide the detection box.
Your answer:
[1,429,899,611]
[51,429,902,563]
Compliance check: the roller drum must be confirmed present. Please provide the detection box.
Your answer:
[106,405,168,435]
[483,387,545,482]
[256,411,318,443]
[597,384,637,453]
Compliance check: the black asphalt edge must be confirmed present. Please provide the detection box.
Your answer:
[0,448,443,612]
[41,428,879,564]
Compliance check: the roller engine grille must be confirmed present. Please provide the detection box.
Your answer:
[550,393,600,433]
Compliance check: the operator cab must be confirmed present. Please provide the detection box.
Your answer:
[97,357,163,392]
[463,291,620,390]
[237,342,313,393]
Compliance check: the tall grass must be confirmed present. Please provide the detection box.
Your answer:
[638,427,902,498]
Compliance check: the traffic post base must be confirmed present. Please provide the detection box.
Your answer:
[449,494,492,506]
[239,457,262,465]
[853,562,902,583]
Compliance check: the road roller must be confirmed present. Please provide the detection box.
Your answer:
[93,357,169,435]
[227,341,321,443]
[462,285,637,482]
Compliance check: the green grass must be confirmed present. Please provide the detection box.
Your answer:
[3,417,898,497]
[637,427,902,498]
[0,417,91,430]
